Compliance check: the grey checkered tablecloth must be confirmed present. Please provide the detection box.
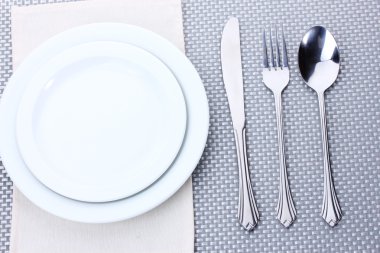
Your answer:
[1,0,380,252]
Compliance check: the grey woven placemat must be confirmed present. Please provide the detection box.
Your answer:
[1,0,380,252]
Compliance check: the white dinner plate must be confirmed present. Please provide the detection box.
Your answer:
[15,41,187,202]
[0,23,209,223]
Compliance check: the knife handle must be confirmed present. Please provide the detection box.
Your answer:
[233,127,259,230]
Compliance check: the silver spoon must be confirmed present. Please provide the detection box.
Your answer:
[298,26,342,226]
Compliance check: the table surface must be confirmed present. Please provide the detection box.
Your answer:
[1,0,380,252]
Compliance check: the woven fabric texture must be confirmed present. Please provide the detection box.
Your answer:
[1,0,380,252]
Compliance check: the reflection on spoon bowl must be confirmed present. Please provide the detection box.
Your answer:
[298,26,340,93]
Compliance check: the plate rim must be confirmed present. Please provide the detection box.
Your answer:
[0,22,209,223]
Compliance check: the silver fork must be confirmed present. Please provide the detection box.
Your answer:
[262,27,296,227]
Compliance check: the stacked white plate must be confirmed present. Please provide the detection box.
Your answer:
[0,23,209,223]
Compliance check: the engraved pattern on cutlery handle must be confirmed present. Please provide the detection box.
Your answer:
[233,127,259,230]
[274,94,296,227]
[317,92,342,227]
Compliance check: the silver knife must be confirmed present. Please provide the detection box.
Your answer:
[221,17,259,230]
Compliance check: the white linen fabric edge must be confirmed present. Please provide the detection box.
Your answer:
[9,0,194,252]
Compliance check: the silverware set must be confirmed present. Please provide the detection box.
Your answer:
[221,17,260,230]
[221,17,342,230]
[299,26,342,227]
[262,27,296,228]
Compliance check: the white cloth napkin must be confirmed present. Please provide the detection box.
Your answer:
[10,1,194,252]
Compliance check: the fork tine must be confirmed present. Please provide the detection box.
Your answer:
[275,27,281,67]
[269,28,275,68]
[282,26,289,67]
[262,29,269,68]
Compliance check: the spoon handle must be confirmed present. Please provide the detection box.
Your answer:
[317,92,342,226]
[233,127,259,230]
[274,94,296,227]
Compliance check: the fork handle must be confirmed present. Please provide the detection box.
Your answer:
[317,92,342,226]
[274,94,296,227]
[233,127,259,230]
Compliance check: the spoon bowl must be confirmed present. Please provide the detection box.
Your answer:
[298,26,340,93]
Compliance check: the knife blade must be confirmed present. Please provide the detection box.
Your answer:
[220,17,245,129]
[221,17,259,230]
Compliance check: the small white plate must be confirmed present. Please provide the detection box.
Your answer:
[15,41,187,202]
[0,23,209,223]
